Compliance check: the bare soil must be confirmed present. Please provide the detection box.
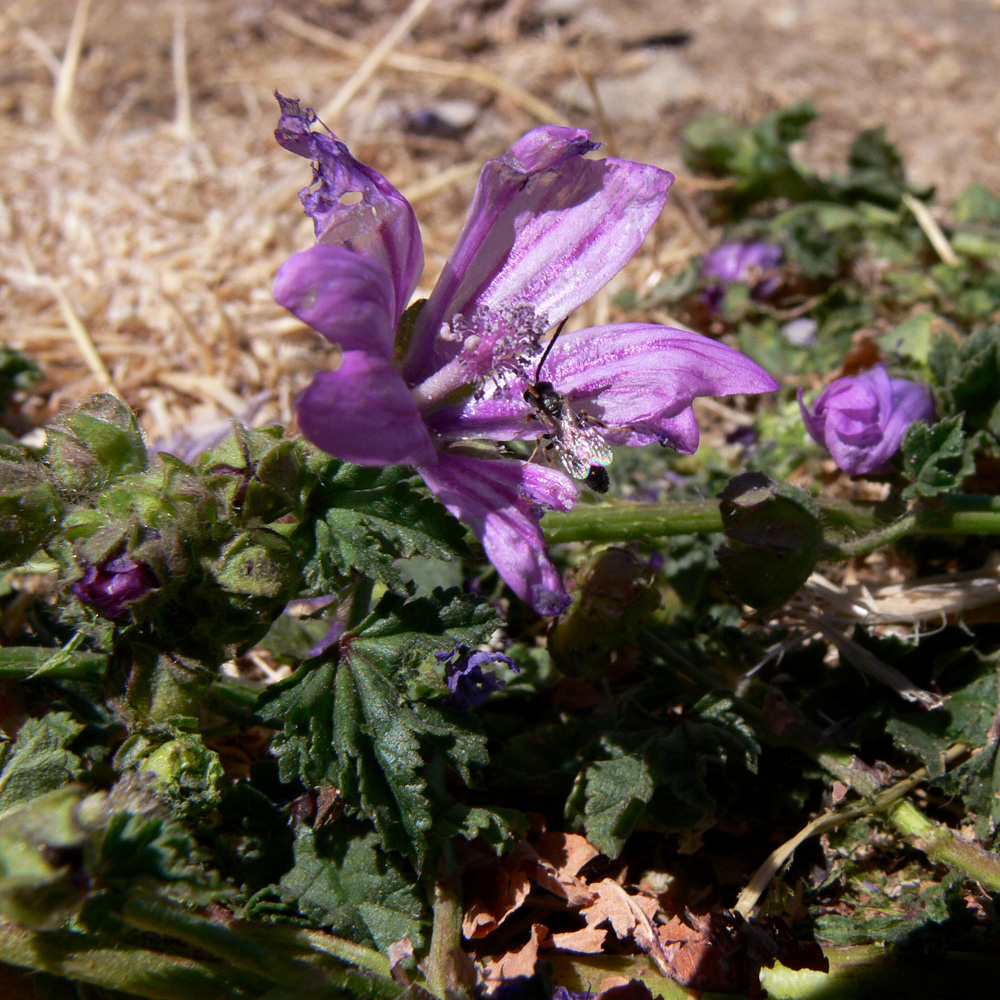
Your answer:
[2,0,998,439]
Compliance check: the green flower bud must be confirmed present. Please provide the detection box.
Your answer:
[201,424,307,524]
[0,786,89,929]
[45,394,147,496]
[0,457,64,567]
[211,527,300,602]
[716,472,822,614]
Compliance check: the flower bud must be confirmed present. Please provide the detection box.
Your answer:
[0,456,63,567]
[45,394,147,495]
[798,364,934,475]
[72,554,158,620]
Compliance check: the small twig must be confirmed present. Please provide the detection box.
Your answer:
[52,0,90,146]
[172,0,194,141]
[578,68,617,158]
[272,8,563,124]
[902,191,959,266]
[735,743,969,917]
[401,161,481,205]
[19,246,122,397]
[320,0,436,123]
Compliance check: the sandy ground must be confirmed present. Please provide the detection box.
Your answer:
[2,0,999,442]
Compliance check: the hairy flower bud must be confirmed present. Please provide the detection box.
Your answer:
[0,456,64,568]
[45,394,148,496]
[72,554,158,620]
[798,364,934,475]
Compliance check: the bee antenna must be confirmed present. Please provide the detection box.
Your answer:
[533,318,568,383]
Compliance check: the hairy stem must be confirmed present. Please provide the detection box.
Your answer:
[543,493,1000,550]
[0,921,238,1000]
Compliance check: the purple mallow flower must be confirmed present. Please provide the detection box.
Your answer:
[273,96,778,614]
[436,645,519,711]
[798,364,935,475]
[72,555,157,620]
[701,241,783,313]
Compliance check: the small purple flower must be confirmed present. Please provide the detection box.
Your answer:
[701,241,783,313]
[273,96,778,614]
[72,555,157,620]
[436,645,519,711]
[798,364,935,475]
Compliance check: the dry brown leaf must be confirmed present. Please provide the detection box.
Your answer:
[546,923,608,954]
[479,923,545,991]
[526,832,601,905]
[462,854,533,939]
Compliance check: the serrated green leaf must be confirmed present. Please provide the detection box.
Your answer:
[928,326,1000,434]
[901,416,973,499]
[885,718,950,778]
[574,740,655,857]
[278,821,426,952]
[297,463,470,594]
[0,713,85,817]
[258,589,499,866]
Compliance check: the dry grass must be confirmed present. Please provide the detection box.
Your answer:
[2,0,998,449]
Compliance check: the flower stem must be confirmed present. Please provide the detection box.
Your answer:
[0,922,237,1000]
[119,894,324,992]
[543,493,1000,551]
[543,499,723,543]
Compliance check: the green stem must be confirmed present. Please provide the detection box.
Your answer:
[0,921,239,1000]
[543,499,723,544]
[425,873,474,999]
[543,493,1000,550]
[120,894,324,993]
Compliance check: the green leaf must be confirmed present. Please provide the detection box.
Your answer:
[258,588,500,866]
[953,182,1000,225]
[0,646,106,681]
[928,325,1000,434]
[297,462,471,594]
[0,714,85,817]
[841,126,909,207]
[680,102,823,214]
[573,739,656,857]
[278,821,427,952]
[900,417,974,499]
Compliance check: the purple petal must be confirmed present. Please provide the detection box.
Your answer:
[427,324,779,451]
[296,352,436,466]
[404,126,673,381]
[417,453,576,614]
[274,94,423,325]
[546,324,779,452]
[274,245,397,358]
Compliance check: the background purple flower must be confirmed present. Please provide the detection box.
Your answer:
[702,241,783,312]
[437,645,519,711]
[798,364,935,475]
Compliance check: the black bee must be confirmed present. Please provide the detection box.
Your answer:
[523,323,612,493]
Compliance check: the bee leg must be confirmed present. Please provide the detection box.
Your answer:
[527,432,552,465]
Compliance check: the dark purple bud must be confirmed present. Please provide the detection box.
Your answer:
[72,555,157,620]
[436,644,518,711]
[798,364,935,475]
